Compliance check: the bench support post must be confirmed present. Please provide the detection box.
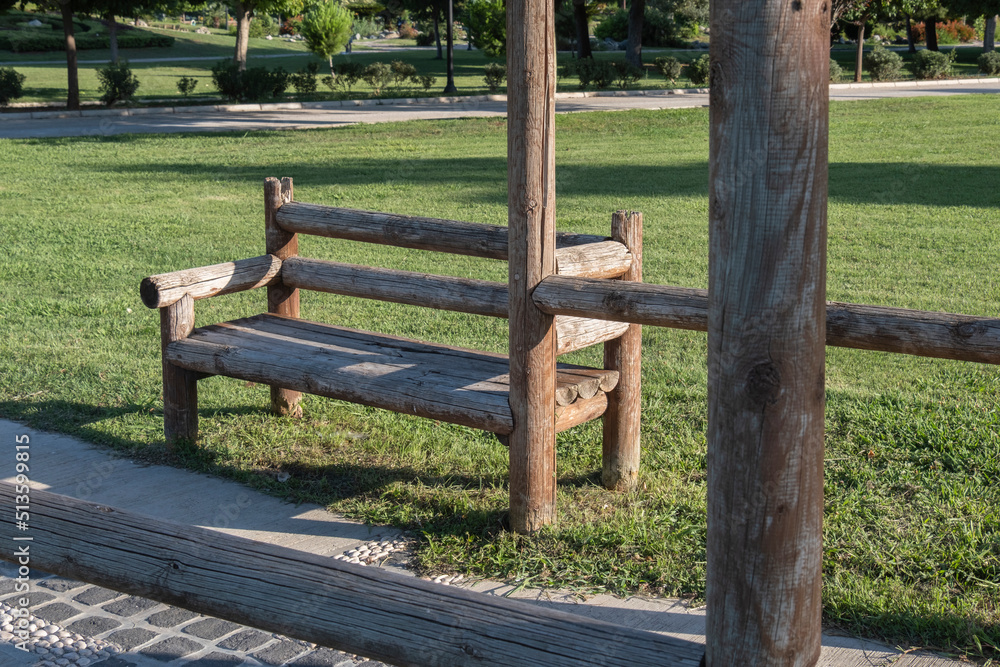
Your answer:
[507,0,557,533]
[264,177,303,418]
[161,293,198,448]
[602,210,642,491]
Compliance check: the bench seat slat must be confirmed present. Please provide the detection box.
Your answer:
[165,314,618,435]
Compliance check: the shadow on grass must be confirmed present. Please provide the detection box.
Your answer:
[81,153,1000,209]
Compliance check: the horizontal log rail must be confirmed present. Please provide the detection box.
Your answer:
[141,255,282,309]
[282,258,627,356]
[0,484,704,667]
[275,202,617,268]
[283,258,508,317]
[533,276,1000,365]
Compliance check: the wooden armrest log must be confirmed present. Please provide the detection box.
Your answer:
[141,255,282,309]
[0,484,704,667]
[554,240,633,279]
[275,202,616,268]
[533,276,1000,365]
[282,258,629,355]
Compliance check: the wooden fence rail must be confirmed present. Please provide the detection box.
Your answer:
[533,276,1000,365]
[0,483,703,667]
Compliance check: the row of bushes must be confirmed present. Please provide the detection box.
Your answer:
[209,60,439,102]
[593,7,698,48]
[0,30,174,53]
[830,47,1000,82]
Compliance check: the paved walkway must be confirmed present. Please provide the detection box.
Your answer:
[1,79,998,139]
[0,420,963,666]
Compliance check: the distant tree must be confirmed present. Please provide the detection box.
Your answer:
[226,0,303,70]
[465,0,505,57]
[946,0,1000,50]
[300,0,352,75]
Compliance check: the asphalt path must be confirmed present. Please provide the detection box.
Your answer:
[1,81,998,139]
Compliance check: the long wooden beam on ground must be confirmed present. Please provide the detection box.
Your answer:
[533,276,1000,365]
[0,484,704,667]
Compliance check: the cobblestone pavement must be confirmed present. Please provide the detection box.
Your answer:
[0,560,396,667]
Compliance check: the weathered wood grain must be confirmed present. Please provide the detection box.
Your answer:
[533,277,1000,365]
[555,392,609,433]
[0,484,704,667]
[506,0,558,534]
[602,211,643,492]
[282,258,509,318]
[160,294,198,448]
[140,255,282,309]
[166,315,617,435]
[555,316,630,356]
[264,177,302,418]
[705,1,828,664]
[554,240,632,278]
[275,201,608,262]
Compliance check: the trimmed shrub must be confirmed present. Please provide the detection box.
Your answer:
[362,61,393,96]
[291,61,320,94]
[97,61,140,106]
[483,62,506,92]
[398,24,418,39]
[176,76,198,96]
[611,60,643,89]
[978,51,1000,76]
[0,67,26,106]
[830,58,843,82]
[653,56,682,84]
[687,54,710,86]
[336,61,365,91]
[567,58,615,89]
[415,73,436,90]
[911,48,954,80]
[864,45,903,81]
[210,60,289,102]
[229,14,279,39]
[415,31,435,46]
[390,60,417,89]
[0,29,173,52]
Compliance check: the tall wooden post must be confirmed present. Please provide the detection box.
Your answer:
[161,293,198,448]
[264,177,303,418]
[706,0,828,664]
[603,210,642,491]
[507,0,557,532]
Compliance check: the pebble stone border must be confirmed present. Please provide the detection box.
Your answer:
[0,539,433,667]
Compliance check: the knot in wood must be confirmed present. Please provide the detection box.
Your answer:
[602,289,632,316]
[746,361,781,407]
[952,321,982,339]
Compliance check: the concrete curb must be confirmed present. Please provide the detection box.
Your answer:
[12,76,998,121]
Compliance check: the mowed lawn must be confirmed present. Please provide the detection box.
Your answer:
[1,95,998,659]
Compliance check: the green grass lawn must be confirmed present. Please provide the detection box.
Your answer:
[1,95,998,660]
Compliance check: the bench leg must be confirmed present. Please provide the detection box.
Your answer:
[270,387,302,418]
[161,294,198,449]
[602,210,642,491]
[602,324,641,491]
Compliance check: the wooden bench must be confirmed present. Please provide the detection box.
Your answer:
[142,177,643,526]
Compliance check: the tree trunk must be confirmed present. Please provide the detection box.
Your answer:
[906,15,915,53]
[985,15,996,52]
[234,2,253,71]
[59,0,80,111]
[573,0,592,58]
[706,0,828,662]
[926,17,938,51]
[854,21,865,82]
[107,12,119,64]
[625,0,645,67]
[434,9,443,59]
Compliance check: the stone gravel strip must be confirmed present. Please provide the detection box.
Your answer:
[0,559,399,667]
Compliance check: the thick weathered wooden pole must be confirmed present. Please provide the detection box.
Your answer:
[161,293,198,448]
[264,177,303,418]
[602,211,642,491]
[507,0,557,532]
[706,0,828,664]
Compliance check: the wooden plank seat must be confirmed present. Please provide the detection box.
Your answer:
[168,314,618,435]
